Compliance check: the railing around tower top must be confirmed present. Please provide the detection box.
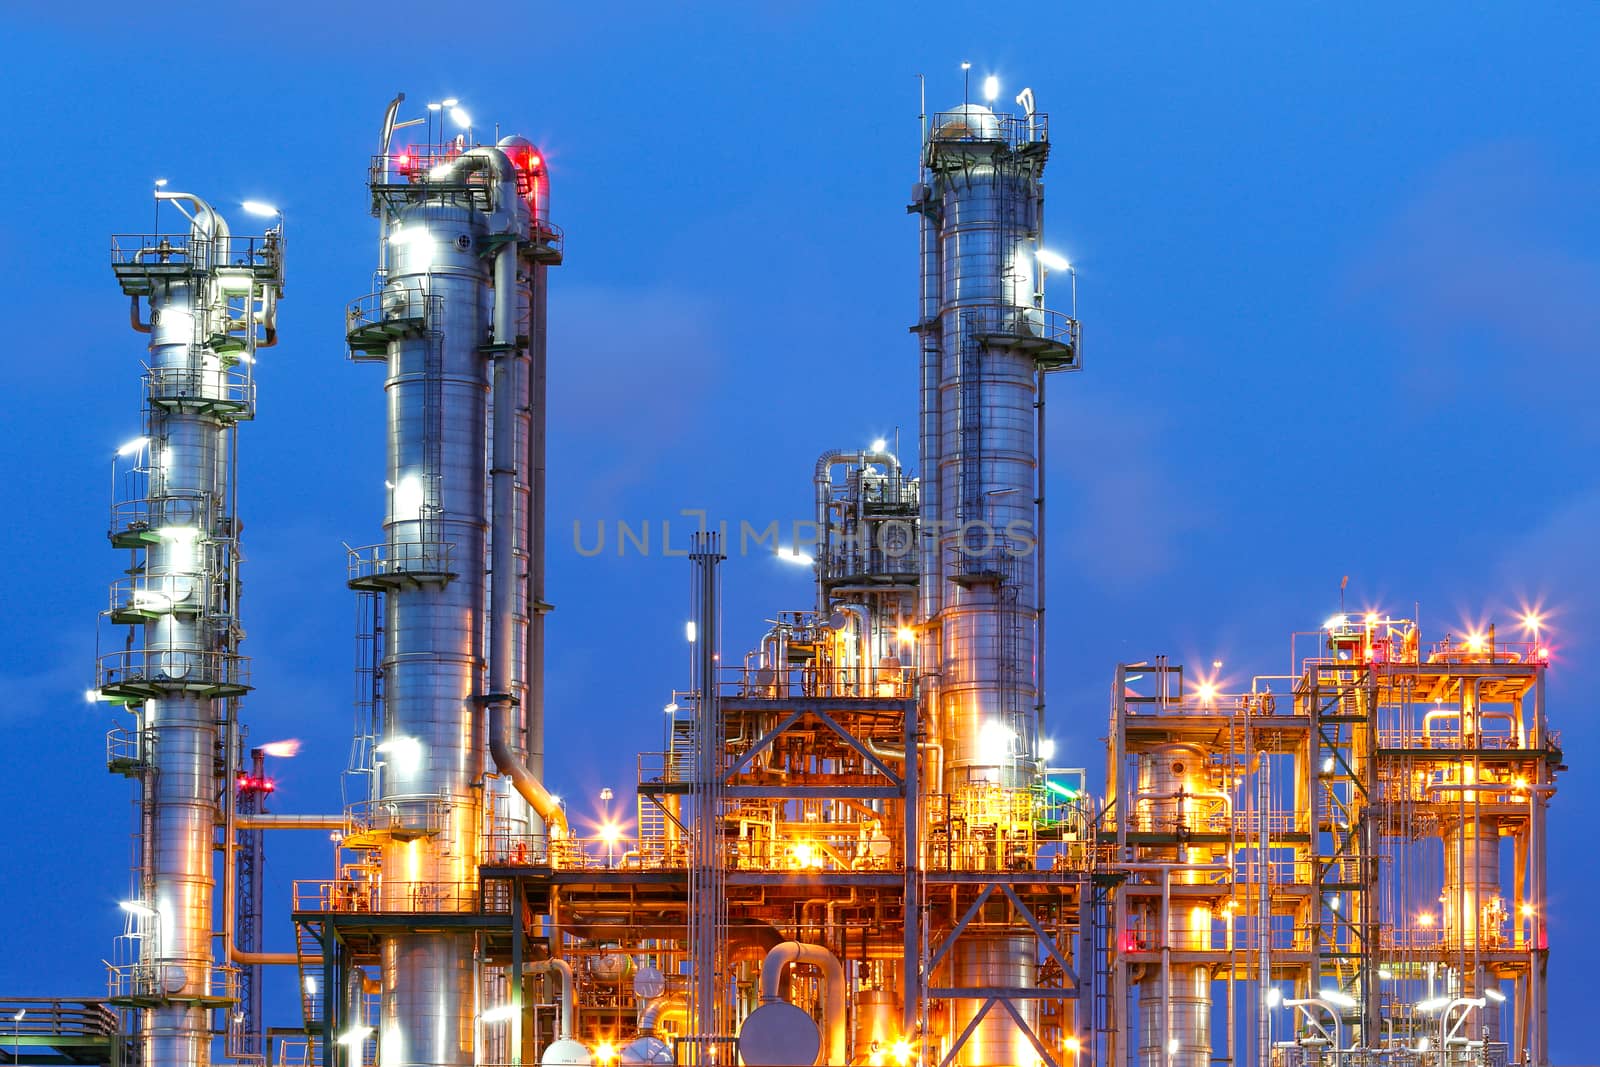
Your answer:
[111,233,280,272]
[927,109,1049,149]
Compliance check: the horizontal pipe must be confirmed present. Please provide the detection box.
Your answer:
[236,814,346,830]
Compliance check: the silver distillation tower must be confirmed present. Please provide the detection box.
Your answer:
[100,192,283,1067]
[343,100,563,1067]
[912,85,1081,1066]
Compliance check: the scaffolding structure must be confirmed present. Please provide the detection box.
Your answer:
[1099,616,1560,1066]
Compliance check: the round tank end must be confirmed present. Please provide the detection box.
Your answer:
[739,1001,821,1067]
[540,1038,594,1066]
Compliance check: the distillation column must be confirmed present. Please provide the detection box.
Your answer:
[1132,745,1212,1067]
[352,123,561,1067]
[913,94,1079,1065]
[102,194,282,1067]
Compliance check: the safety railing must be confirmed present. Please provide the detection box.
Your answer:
[108,573,208,621]
[97,648,250,695]
[0,998,120,1040]
[346,540,456,585]
[345,796,452,838]
[104,960,239,1002]
[718,663,915,700]
[145,365,256,413]
[1274,1046,1508,1067]
[292,878,479,914]
[1229,809,1304,835]
[344,284,434,360]
[105,726,145,770]
[928,108,1049,149]
[112,233,281,272]
[108,489,217,546]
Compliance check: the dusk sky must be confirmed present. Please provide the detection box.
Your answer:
[1,2,1596,1060]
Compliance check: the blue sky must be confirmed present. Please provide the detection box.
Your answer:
[2,1,1596,1059]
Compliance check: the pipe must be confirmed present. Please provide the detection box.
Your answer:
[759,941,846,1066]
[236,814,347,830]
[455,145,567,839]
[638,993,689,1035]
[813,448,900,615]
[129,295,151,333]
[530,959,576,1040]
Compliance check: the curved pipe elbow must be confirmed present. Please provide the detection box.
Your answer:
[531,959,576,1039]
[489,702,568,837]
[129,295,151,334]
[759,941,846,1065]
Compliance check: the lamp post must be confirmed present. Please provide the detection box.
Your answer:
[13,1009,24,1063]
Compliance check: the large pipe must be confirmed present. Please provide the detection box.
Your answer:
[814,448,901,615]
[448,145,568,840]
[236,814,347,830]
[530,960,576,1040]
[759,942,847,1066]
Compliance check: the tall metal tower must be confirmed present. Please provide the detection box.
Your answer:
[99,192,283,1067]
[911,87,1081,1065]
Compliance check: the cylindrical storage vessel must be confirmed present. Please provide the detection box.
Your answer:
[927,105,1044,792]
[853,987,899,1064]
[946,935,1037,1067]
[374,194,492,1067]
[1134,743,1207,835]
[1137,965,1210,1067]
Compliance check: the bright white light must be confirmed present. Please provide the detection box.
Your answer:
[119,900,156,918]
[116,436,149,458]
[337,1026,373,1046]
[1265,987,1282,1008]
[388,226,436,272]
[1326,895,1341,913]
[441,98,459,108]
[960,61,971,71]
[304,975,317,995]
[1166,1038,1179,1055]
[449,106,471,129]
[871,438,888,453]
[1378,968,1394,980]
[1321,756,1336,774]
[259,739,302,758]
[685,621,697,643]
[775,546,814,566]
[426,102,442,111]
[983,75,1000,102]
[977,720,1015,765]
[1038,738,1055,762]
[375,736,422,776]
[1485,988,1506,1002]
[1320,988,1355,1008]
[1323,614,1347,631]
[598,822,623,846]
[1416,996,1448,1013]
[240,200,279,217]
[1035,248,1071,272]
[392,474,425,521]
[481,1004,518,1023]
[664,702,679,714]
[1416,1037,1431,1052]
[154,178,168,188]
[215,270,254,293]
[84,688,102,704]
